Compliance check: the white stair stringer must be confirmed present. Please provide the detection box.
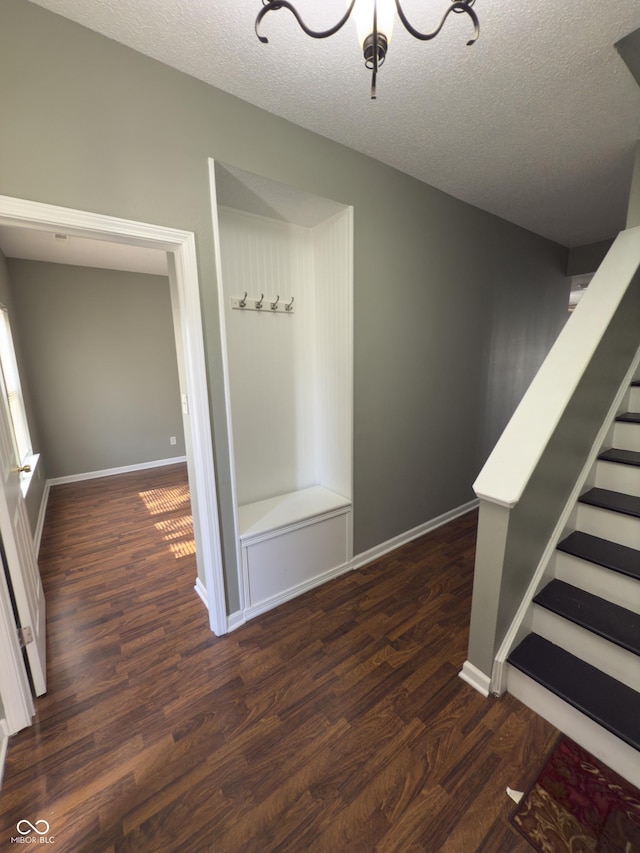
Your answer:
[507,665,640,789]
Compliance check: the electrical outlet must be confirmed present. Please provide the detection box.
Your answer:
[170,436,177,446]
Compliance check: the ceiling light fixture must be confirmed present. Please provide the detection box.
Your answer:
[255,0,480,99]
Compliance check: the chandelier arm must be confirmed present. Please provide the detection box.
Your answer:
[394,0,480,45]
[371,0,378,99]
[256,0,358,44]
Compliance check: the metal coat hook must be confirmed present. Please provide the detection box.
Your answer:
[239,291,247,308]
[256,293,264,309]
[271,295,280,310]
[285,296,295,312]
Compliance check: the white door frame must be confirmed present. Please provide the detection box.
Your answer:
[0,553,33,734]
[0,197,228,722]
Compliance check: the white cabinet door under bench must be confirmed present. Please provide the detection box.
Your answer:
[238,486,352,617]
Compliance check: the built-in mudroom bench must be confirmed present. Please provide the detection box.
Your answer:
[238,486,352,617]
[210,160,354,622]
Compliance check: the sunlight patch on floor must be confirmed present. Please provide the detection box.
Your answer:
[138,485,191,515]
[154,515,193,540]
[138,485,195,558]
[167,539,197,558]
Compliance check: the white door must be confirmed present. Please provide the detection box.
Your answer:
[0,376,46,696]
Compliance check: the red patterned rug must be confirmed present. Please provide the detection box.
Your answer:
[511,737,640,852]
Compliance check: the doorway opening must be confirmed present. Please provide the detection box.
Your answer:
[0,194,228,734]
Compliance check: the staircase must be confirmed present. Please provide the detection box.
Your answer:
[507,379,640,786]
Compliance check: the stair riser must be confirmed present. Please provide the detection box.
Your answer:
[576,503,640,549]
[613,421,640,451]
[595,460,640,497]
[507,666,640,788]
[531,606,640,691]
[553,552,640,614]
[629,386,640,410]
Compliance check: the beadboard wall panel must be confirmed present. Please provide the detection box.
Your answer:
[219,208,317,505]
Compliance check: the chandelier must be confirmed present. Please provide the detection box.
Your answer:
[255,0,480,99]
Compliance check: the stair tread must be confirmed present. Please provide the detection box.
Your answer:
[508,634,640,750]
[598,447,640,467]
[534,579,640,655]
[616,412,640,424]
[579,487,640,518]
[557,531,640,581]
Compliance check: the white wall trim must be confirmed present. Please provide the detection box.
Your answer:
[244,559,353,621]
[195,581,245,633]
[168,232,228,637]
[458,661,491,697]
[209,160,247,614]
[351,499,479,571]
[47,456,187,486]
[33,480,50,557]
[0,194,228,641]
[0,558,33,734]
[226,610,246,632]
[194,576,208,609]
[0,718,9,791]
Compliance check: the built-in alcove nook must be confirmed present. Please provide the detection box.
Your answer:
[210,161,353,619]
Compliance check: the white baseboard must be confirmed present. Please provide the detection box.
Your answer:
[193,499,479,635]
[227,610,246,632]
[226,499,479,631]
[0,718,9,791]
[244,560,354,622]
[194,577,208,609]
[194,579,245,634]
[33,480,50,557]
[47,456,187,486]
[458,660,492,697]
[351,498,479,571]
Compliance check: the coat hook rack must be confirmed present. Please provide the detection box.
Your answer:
[231,293,295,314]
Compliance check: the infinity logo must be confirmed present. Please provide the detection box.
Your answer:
[16,819,50,836]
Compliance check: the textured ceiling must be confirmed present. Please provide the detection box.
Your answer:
[25,0,640,248]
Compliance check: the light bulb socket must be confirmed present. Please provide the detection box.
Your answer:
[363,32,388,69]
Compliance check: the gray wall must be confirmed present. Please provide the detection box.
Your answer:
[566,240,615,276]
[6,260,184,480]
[477,238,571,467]
[0,0,569,612]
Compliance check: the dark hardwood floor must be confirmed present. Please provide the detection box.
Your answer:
[1,464,557,851]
